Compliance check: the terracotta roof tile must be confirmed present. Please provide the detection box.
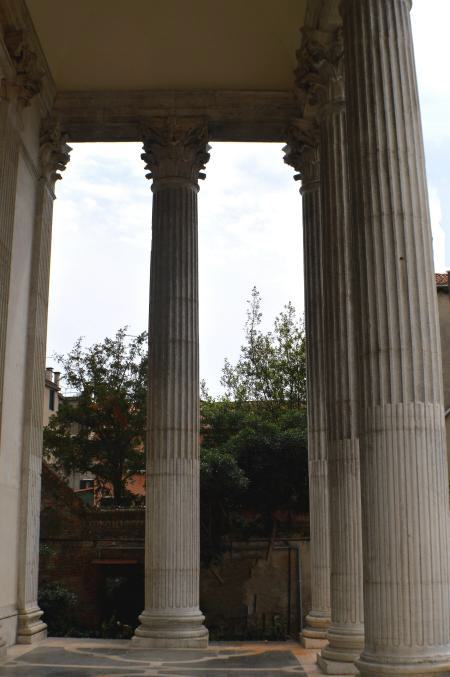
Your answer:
[435,272,448,286]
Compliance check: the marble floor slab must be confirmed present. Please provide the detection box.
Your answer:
[0,639,319,676]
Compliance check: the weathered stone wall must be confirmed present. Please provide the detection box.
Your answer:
[40,465,311,638]
[201,540,311,640]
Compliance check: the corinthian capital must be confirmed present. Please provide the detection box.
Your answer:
[295,27,345,114]
[4,29,43,107]
[39,117,72,191]
[283,119,320,190]
[141,119,210,188]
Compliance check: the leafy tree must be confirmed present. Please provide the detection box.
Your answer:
[200,444,248,564]
[44,328,147,507]
[200,288,308,560]
[221,287,307,407]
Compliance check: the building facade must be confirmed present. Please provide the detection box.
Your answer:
[437,273,450,466]
[43,367,60,428]
[0,0,449,674]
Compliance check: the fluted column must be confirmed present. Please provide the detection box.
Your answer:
[311,30,364,676]
[16,119,71,644]
[342,1,450,674]
[0,98,20,468]
[133,120,210,648]
[285,121,331,648]
[0,88,25,659]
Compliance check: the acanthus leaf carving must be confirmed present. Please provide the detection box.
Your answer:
[141,118,210,186]
[39,117,72,191]
[283,118,320,189]
[295,27,345,114]
[4,29,43,107]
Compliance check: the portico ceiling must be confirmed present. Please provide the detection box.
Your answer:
[25,0,307,92]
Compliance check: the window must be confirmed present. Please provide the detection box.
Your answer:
[49,389,55,411]
[80,479,94,490]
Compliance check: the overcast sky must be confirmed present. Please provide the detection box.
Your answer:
[47,0,450,395]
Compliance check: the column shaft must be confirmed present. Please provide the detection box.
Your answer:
[134,122,209,648]
[16,179,52,644]
[146,184,202,615]
[285,132,332,647]
[317,65,364,675]
[303,160,332,647]
[0,101,20,451]
[0,100,20,658]
[342,0,450,673]
[16,120,71,644]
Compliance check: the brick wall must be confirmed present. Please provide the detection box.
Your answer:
[40,462,311,637]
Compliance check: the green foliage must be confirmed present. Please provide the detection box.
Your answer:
[43,328,147,506]
[38,583,78,636]
[200,445,248,563]
[200,288,308,562]
[220,287,307,407]
[97,615,134,640]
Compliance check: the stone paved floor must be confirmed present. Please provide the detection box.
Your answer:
[0,639,321,676]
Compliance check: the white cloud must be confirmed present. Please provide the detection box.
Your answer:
[48,142,303,395]
[429,187,448,272]
[411,0,450,143]
[47,9,450,393]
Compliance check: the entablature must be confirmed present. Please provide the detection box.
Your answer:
[53,89,300,144]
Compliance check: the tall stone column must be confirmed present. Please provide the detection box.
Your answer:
[285,121,331,648]
[16,118,71,644]
[342,1,450,674]
[311,30,364,676]
[0,97,20,472]
[0,44,44,653]
[133,120,210,648]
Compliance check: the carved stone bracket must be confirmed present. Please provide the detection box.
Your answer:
[283,118,320,191]
[39,117,72,191]
[3,29,43,108]
[141,118,210,188]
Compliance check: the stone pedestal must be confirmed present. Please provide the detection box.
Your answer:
[133,121,210,648]
[284,124,331,647]
[342,0,450,674]
[16,119,71,645]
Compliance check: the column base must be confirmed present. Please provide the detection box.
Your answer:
[16,607,47,645]
[302,635,329,649]
[132,610,209,649]
[317,654,358,675]
[318,625,364,675]
[356,649,450,676]
[301,612,331,648]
